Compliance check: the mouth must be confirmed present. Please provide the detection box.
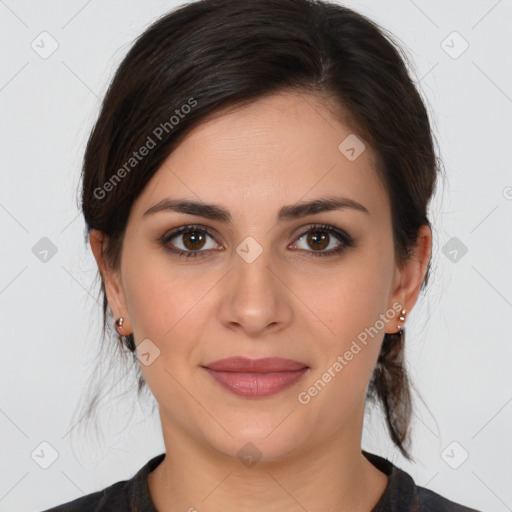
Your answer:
[201,357,309,398]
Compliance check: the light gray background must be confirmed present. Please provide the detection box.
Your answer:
[1,1,511,511]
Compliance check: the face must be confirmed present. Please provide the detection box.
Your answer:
[92,90,430,462]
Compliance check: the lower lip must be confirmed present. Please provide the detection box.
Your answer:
[202,367,309,398]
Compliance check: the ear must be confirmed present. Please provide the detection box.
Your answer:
[385,224,432,334]
[89,229,131,334]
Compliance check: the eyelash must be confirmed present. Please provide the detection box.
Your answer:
[159,223,354,260]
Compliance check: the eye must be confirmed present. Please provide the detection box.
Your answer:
[160,225,221,259]
[160,223,354,260]
[290,224,354,257]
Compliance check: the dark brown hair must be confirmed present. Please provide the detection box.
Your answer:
[78,0,439,461]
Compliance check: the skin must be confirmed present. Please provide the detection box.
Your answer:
[90,90,431,512]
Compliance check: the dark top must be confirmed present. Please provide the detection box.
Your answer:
[40,450,482,511]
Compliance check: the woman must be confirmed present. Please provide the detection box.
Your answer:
[43,0,482,510]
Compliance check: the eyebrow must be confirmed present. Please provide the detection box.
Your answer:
[143,195,369,222]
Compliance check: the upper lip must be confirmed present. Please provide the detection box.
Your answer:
[202,357,308,373]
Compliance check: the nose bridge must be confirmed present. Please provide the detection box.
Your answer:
[232,240,276,305]
[221,238,290,332]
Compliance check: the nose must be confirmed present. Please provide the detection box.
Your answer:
[218,247,293,337]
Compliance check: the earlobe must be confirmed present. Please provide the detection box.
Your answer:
[385,224,432,334]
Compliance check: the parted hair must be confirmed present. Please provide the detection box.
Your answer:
[79,0,439,460]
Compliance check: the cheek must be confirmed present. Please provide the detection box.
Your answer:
[315,252,394,350]
[122,248,223,354]
[121,245,185,339]
[299,245,395,417]
[125,270,197,340]
[296,262,393,423]
[122,261,212,403]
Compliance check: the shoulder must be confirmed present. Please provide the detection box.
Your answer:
[39,453,166,512]
[362,450,483,512]
[416,485,483,512]
[39,479,130,511]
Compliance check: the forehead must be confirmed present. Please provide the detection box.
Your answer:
[131,90,388,222]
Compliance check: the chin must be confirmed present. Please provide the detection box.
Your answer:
[200,418,309,465]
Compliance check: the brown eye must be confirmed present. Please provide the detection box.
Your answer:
[161,223,353,260]
[182,230,207,250]
[306,230,330,251]
[162,225,220,258]
[292,224,354,257]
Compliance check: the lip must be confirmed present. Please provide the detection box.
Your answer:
[202,357,309,398]
[203,356,308,372]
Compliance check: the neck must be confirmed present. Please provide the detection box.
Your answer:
[148,405,388,512]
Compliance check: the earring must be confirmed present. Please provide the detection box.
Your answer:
[115,317,136,351]
[115,316,125,334]
[396,308,407,333]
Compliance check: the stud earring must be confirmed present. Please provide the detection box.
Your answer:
[396,308,407,333]
[115,317,136,352]
[115,316,125,334]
